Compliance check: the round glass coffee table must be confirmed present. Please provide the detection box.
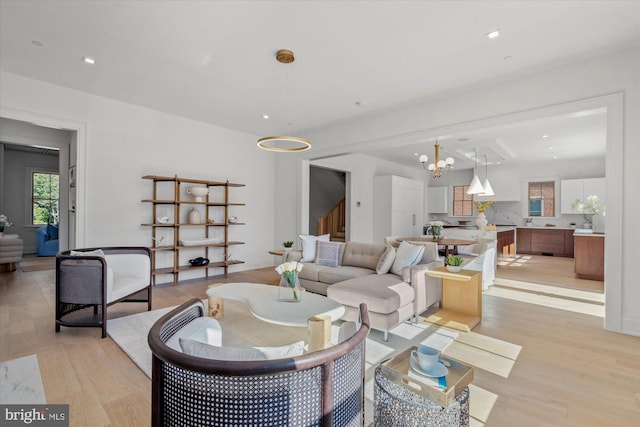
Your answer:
[205,282,345,327]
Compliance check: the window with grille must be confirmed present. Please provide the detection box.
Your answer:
[527,180,555,217]
[32,171,60,225]
[452,185,473,216]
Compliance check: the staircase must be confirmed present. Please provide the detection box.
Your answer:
[317,198,346,241]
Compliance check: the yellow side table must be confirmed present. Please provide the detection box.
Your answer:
[424,268,482,332]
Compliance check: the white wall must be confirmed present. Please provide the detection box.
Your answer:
[281,46,639,336]
[0,72,278,282]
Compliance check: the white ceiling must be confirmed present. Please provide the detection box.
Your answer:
[1,1,638,168]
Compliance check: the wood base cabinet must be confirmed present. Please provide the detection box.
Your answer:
[574,235,604,281]
[516,228,574,257]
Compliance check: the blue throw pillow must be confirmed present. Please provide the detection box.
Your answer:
[47,224,59,240]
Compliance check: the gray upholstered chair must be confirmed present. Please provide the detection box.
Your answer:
[148,299,370,427]
[55,246,152,338]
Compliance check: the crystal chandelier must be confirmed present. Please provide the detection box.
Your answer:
[418,141,454,178]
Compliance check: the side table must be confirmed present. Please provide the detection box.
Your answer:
[425,268,482,332]
[374,346,473,426]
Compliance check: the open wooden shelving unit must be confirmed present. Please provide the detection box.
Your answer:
[142,175,245,285]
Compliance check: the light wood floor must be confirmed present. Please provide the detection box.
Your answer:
[1,261,638,426]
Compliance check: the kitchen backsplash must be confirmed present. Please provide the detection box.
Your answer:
[429,201,592,228]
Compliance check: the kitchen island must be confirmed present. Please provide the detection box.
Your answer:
[574,231,605,281]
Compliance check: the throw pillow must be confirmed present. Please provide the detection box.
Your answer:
[390,241,425,276]
[179,338,305,361]
[47,224,59,240]
[299,234,330,262]
[376,246,396,274]
[315,241,342,267]
[70,249,105,257]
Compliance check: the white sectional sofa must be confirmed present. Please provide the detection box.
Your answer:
[284,240,443,340]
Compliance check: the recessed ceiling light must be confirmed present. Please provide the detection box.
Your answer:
[542,134,549,138]
[486,29,501,39]
[548,147,554,151]
[552,155,558,159]
[82,56,95,65]
[262,114,270,119]
[413,153,419,156]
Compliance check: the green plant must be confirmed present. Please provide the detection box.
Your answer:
[283,241,294,248]
[446,254,464,266]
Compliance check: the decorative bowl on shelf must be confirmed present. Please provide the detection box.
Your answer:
[228,216,239,223]
[187,186,209,202]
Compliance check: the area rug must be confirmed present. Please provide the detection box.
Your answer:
[108,300,515,425]
[108,299,458,380]
[0,354,46,404]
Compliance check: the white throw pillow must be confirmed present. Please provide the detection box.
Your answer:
[315,241,342,267]
[391,241,425,276]
[179,338,305,361]
[376,246,396,274]
[70,249,105,257]
[299,234,330,262]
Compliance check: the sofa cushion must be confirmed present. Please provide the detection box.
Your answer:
[299,234,330,262]
[179,338,305,361]
[298,263,333,282]
[391,241,424,276]
[418,242,440,263]
[327,274,414,315]
[47,223,59,240]
[342,242,387,270]
[376,246,396,274]
[165,316,222,351]
[318,266,375,285]
[315,241,344,267]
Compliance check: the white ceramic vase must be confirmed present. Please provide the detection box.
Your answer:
[188,207,202,224]
[475,212,488,229]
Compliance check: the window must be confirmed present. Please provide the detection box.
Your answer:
[452,185,473,216]
[527,180,555,217]
[32,171,59,225]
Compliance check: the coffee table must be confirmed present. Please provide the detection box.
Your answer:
[206,282,345,327]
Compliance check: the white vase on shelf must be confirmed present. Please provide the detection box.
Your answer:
[188,207,202,224]
[475,212,488,229]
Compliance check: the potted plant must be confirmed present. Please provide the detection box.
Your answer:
[445,254,464,273]
[283,241,294,252]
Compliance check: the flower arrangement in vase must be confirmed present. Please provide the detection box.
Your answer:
[275,261,304,302]
[473,201,493,229]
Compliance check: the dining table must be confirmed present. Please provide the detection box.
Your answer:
[397,237,477,257]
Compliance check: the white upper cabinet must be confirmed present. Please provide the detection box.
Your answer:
[427,186,448,213]
[560,177,606,214]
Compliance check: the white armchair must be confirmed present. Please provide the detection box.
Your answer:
[56,247,152,338]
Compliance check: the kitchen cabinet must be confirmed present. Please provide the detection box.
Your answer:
[427,186,448,213]
[373,175,424,244]
[516,227,573,257]
[560,177,606,214]
[574,235,604,280]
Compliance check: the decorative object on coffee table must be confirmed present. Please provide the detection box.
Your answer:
[276,261,303,302]
[206,284,224,319]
